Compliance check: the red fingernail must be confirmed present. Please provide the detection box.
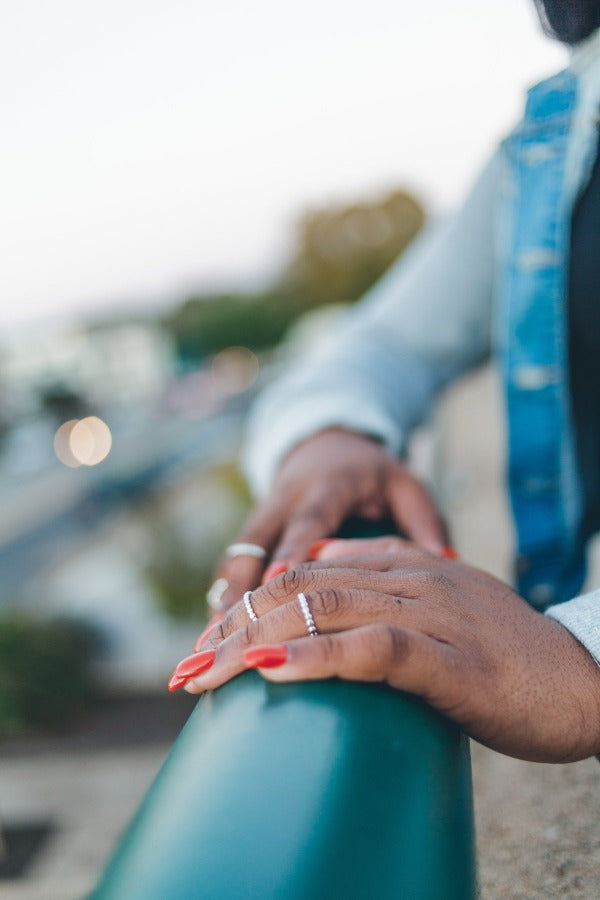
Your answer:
[441,546,459,560]
[193,613,225,652]
[262,561,288,584]
[244,645,288,668]
[308,539,335,561]
[173,649,216,681]
[167,674,188,692]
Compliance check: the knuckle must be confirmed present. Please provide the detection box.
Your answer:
[378,551,401,572]
[319,633,338,664]
[280,568,305,596]
[238,622,255,648]
[312,587,345,617]
[295,501,337,531]
[212,623,227,644]
[262,567,311,602]
[421,569,452,597]
[378,624,410,666]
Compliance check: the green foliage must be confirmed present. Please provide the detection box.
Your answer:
[167,290,301,363]
[165,187,425,363]
[0,615,101,736]
[143,464,252,621]
[285,189,425,307]
[144,536,216,622]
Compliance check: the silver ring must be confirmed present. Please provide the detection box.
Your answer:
[243,590,258,623]
[298,592,318,637]
[225,542,267,560]
[207,578,229,610]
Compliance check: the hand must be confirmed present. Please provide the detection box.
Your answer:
[207,429,448,611]
[175,538,600,763]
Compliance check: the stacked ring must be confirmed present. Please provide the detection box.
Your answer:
[225,543,267,560]
[207,578,229,610]
[243,590,258,623]
[298,592,318,637]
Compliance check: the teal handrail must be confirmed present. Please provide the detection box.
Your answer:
[92,672,475,899]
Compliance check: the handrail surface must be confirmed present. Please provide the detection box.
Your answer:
[92,671,475,899]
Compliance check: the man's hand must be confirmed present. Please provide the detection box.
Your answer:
[208,429,448,611]
[178,538,600,763]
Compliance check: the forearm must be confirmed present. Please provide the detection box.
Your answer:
[243,331,462,497]
[243,151,501,497]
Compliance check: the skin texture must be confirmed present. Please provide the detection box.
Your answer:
[210,428,448,610]
[184,537,600,763]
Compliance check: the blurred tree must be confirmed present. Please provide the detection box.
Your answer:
[166,290,299,364]
[165,187,424,362]
[284,189,424,307]
[143,463,251,620]
[0,616,101,735]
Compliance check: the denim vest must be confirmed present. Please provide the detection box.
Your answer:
[499,69,599,610]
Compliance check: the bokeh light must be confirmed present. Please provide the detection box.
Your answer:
[53,419,81,468]
[211,347,259,396]
[54,416,112,467]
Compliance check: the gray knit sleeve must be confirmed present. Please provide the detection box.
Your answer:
[545,589,600,665]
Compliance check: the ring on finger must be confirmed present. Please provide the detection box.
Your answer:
[243,590,258,623]
[225,543,267,560]
[298,592,318,638]
[207,578,229,610]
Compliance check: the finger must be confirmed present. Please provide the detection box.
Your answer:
[387,469,449,554]
[205,581,420,651]
[182,588,421,694]
[196,557,439,653]
[246,625,459,709]
[312,536,412,561]
[209,497,288,610]
[269,486,352,568]
[200,570,405,652]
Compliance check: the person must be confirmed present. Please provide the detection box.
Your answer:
[169,0,600,764]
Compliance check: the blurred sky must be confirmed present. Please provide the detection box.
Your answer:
[1,0,566,331]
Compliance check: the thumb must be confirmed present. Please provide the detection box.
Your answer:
[387,469,448,554]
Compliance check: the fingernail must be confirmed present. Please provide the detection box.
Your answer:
[167,674,188,692]
[173,649,216,682]
[193,613,225,652]
[441,546,459,560]
[262,561,288,584]
[244,645,288,668]
[307,539,336,561]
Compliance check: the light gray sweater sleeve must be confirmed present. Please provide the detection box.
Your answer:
[243,150,501,497]
[546,591,600,665]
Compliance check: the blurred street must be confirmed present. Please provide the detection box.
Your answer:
[0,406,245,591]
[1,365,599,898]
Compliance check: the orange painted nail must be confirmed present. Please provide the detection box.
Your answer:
[167,674,188,692]
[244,645,288,668]
[173,649,216,681]
[262,561,288,584]
[308,539,336,561]
[193,613,225,652]
[441,546,459,560]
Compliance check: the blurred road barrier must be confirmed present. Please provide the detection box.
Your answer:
[91,671,475,900]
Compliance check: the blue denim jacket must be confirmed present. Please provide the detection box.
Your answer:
[244,33,600,662]
[499,67,598,609]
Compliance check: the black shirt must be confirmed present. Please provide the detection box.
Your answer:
[569,128,600,540]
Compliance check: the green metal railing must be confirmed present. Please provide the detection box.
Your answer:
[92,672,475,899]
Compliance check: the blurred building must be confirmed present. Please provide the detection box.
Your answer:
[0,320,175,421]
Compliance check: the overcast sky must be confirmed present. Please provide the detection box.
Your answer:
[1,0,565,331]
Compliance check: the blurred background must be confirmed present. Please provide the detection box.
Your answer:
[0,1,575,896]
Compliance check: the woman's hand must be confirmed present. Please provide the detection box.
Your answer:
[206,429,448,611]
[174,538,600,763]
